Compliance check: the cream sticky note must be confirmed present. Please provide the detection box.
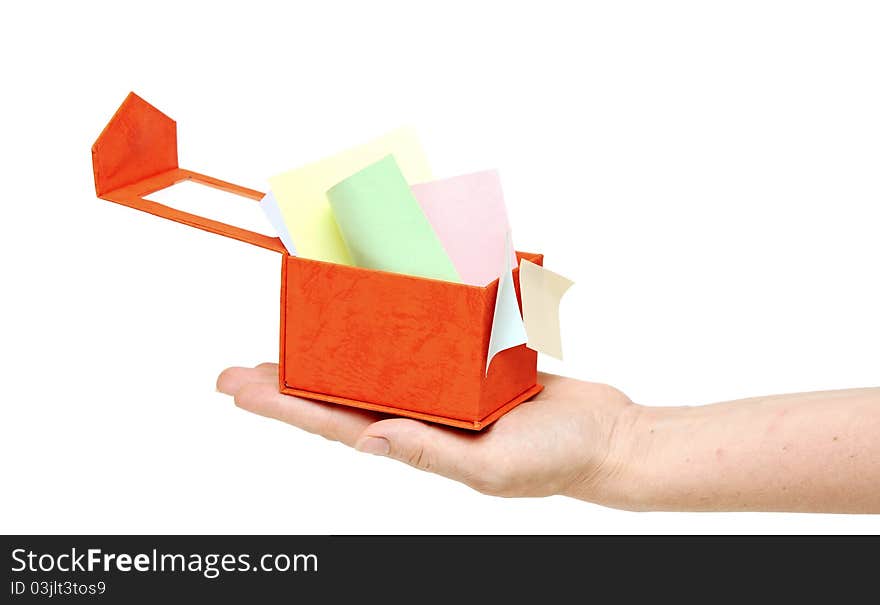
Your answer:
[268,127,432,264]
[519,260,574,360]
[259,191,296,255]
[486,232,527,373]
[411,170,517,286]
[327,156,460,282]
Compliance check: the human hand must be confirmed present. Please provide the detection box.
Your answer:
[216,363,638,502]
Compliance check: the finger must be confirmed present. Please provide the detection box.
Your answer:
[216,366,277,395]
[354,418,489,489]
[232,381,378,446]
[254,362,278,374]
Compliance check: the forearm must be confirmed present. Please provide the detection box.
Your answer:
[584,387,880,512]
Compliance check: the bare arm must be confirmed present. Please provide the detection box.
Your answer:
[217,364,880,513]
[596,387,880,512]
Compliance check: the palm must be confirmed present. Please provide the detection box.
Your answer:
[217,364,632,498]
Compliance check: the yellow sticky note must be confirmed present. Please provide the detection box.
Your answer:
[520,260,574,360]
[268,127,432,264]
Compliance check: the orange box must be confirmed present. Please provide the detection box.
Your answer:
[93,93,543,430]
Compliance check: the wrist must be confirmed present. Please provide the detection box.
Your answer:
[563,401,678,511]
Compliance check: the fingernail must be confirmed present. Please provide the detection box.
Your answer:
[356,436,390,456]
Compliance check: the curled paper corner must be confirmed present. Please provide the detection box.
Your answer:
[486,231,527,375]
[259,191,297,255]
[519,260,574,360]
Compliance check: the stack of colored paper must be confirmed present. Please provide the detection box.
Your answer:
[260,128,573,369]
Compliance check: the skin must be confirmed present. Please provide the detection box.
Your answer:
[217,363,880,513]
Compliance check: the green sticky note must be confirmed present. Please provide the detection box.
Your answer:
[327,155,461,282]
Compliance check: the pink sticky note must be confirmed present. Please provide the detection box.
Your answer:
[411,170,517,286]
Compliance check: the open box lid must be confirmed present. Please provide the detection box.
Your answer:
[92,92,286,254]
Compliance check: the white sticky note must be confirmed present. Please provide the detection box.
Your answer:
[259,191,296,255]
[486,232,527,374]
[520,260,574,360]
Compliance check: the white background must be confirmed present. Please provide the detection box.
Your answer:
[2,1,878,534]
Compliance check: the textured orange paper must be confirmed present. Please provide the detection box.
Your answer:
[93,93,542,430]
[280,253,543,429]
[92,92,285,254]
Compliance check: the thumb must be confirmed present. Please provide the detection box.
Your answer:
[354,418,482,483]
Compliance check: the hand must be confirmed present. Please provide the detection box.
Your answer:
[217,365,880,512]
[216,363,637,501]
